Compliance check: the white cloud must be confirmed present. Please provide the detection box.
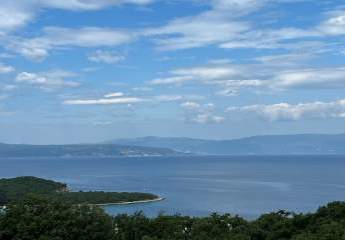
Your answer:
[93,121,113,126]
[227,99,345,121]
[150,62,264,96]
[64,91,145,105]
[192,113,225,124]
[0,63,15,73]
[318,11,345,35]
[39,0,154,10]
[64,97,144,105]
[272,68,345,89]
[64,93,202,106]
[143,0,259,50]
[143,0,335,51]
[132,86,153,92]
[1,84,17,91]
[220,28,320,49]
[172,66,239,80]
[0,0,155,32]
[145,17,249,50]
[154,95,183,102]
[181,101,224,124]
[88,50,125,64]
[149,76,194,85]
[218,9,345,51]
[150,65,242,85]
[104,92,125,98]
[9,27,135,60]
[152,55,345,96]
[16,70,80,89]
[0,3,33,32]
[181,101,201,110]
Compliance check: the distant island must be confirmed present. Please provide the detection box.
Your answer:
[2,133,345,157]
[0,176,162,206]
[106,134,345,155]
[0,143,181,158]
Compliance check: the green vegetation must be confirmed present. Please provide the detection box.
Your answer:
[0,197,345,240]
[1,176,345,239]
[0,176,159,206]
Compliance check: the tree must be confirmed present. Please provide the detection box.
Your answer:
[0,196,115,240]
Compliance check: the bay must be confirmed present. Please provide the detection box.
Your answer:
[0,155,344,219]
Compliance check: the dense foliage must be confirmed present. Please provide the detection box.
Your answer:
[0,197,114,240]
[51,191,158,205]
[0,177,158,205]
[1,198,345,240]
[0,176,66,205]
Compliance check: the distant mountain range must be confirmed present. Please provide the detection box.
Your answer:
[1,134,345,157]
[105,134,345,155]
[0,143,179,158]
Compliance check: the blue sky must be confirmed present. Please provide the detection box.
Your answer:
[0,0,345,144]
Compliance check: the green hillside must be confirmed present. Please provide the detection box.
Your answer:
[0,176,159,206]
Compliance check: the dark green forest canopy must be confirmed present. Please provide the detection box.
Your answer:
[0,176,158,205]
[0,198,345,240]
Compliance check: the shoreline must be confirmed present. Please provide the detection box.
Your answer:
[90,197,165,207]
[0,197,165,209]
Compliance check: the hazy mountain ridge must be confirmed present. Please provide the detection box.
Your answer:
[105,134,345,155]
[0,143,180,158]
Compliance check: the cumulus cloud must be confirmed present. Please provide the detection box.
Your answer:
[0,63,15,73]
[0,3,33,32]
[181,101,201,110]
[88,50,125,64]
[181,101,224,124]
[15,70,80,89]
[227,99,345,121]
[318,10,345,35]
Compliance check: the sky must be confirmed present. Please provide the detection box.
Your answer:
[0,0,345,144]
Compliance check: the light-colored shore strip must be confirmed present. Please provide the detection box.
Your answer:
[90,197,165,207]
[0,197,165,209]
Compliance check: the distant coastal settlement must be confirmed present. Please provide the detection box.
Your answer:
[0,176,162,206]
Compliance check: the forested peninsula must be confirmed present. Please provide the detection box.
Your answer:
[0,176,161,206]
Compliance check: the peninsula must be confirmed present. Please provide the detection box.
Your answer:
[0,176,162,206]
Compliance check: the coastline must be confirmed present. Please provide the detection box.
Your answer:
[90,197,165,207]
[0,197,165,209]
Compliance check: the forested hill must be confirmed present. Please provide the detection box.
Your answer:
[106,134,345,155]
[0,176,159,206]
[0,143,179,157]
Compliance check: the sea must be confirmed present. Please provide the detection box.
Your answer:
[1,155,344,219]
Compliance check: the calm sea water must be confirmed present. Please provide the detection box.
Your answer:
[0,155,344,219]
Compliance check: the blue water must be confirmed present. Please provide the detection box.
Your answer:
[0,155,345,219]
